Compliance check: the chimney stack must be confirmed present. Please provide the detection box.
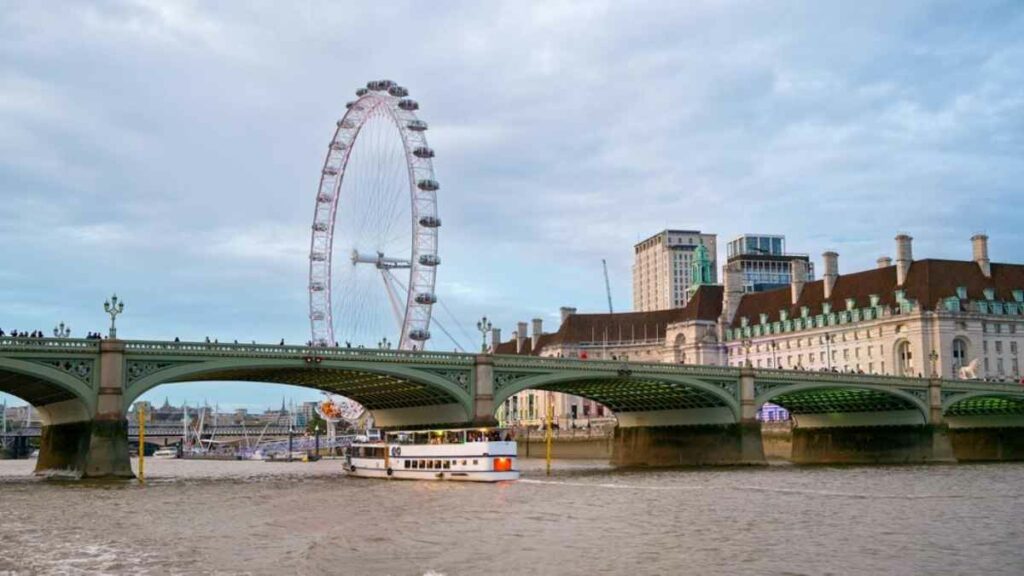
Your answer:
[790,259,807,305]
[531,318,543,350]
[559,306,577,324]
[972,234,991,278]
[877,256,892,269]
[721,262,744,324]
[516,322,528,353]
[895,234,913,286]
[490,328,502,352]
[822,251,839,300]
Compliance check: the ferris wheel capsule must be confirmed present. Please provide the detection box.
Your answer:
[418,254,440,266]
[406,120,428,131]
[412,146,434,159]
[417,179,439,191]
[408,329,431,341]
[398,99,419,111]
[414,292,437,305]
[388,86,409,97]
[418,216,441,228]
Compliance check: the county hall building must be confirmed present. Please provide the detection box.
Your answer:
[495,234,1024,427]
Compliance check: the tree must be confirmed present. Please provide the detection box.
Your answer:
[306,411,326,435]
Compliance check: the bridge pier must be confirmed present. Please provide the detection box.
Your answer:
[946,415,1024,462]
[788,423,955,464]
[611,421,765,467]
[34,341,132,479]
[610,366,766,467]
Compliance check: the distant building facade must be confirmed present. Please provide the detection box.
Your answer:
[497,234,1024,424]
[633,229,717,311]
[726,234,814,293]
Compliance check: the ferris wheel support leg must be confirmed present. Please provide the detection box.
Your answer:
[380,270,406,333]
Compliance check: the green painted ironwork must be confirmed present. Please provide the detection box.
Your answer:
[1,337,1024,427]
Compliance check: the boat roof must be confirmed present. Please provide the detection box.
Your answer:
[385,427,511,434]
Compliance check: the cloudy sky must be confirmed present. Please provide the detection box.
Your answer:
[2,1,1022,410]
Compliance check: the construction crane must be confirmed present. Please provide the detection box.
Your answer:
[602,259,614,313]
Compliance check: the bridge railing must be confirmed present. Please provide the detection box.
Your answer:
[122,340,476,365]
[0,337,100,353]
[752,366,1024,391]
[491,354,743,378]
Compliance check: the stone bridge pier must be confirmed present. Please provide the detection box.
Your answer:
[35,341,133,479]
[609,367,765,467]
[783,379,955,465]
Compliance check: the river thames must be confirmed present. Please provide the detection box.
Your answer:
[1,459,1022,575]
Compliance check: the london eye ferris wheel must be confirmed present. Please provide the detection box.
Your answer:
[308,80,441,350]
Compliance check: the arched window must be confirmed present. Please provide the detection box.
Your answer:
[674,334,686,364]
[952,338,968,377]
[896,341,914,376]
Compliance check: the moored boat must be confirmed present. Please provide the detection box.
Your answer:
[344,428,518,482]
[152,447,178,459]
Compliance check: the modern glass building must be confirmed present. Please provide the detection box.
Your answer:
[726,234,814,293]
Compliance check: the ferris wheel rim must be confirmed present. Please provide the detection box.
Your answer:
[308,80,439,350]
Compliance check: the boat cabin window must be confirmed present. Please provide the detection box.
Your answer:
[354,446,385,458]
[443,460,451,469]
[384,428,514,445]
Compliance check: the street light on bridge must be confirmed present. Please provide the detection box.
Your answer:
[103,294,125,339]
[53,322,71,339]
[476,316,492,354]
[377,337,392,350]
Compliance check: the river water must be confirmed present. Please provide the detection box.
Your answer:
[1,458,1022,576]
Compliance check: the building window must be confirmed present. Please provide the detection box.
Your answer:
[1012,342,1018,355]
[897,341,913,376]
[952,338,968,376]
[996,341,1003,354]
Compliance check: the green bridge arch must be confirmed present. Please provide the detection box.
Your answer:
[756,382,930,423]
[123,356,475,422]
[942,390,1024,416]
[0,356,96,418]
[491,370,741,420]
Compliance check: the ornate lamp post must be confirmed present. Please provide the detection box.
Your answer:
[825,333,836,371]
[377,337,392,350]
[476,316,492,353]
[929,349,939,378]
[742,338,752,367]
[53,322,71,339]
[103,294,125,339]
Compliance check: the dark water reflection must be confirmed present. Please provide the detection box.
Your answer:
[1,459,1023,575]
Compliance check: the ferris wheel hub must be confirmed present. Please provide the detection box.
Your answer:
[350,250,412,270]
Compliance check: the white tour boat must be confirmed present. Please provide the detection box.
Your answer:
[344,428,518,482]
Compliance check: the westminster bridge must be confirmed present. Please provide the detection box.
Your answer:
[1,336,1023,478]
